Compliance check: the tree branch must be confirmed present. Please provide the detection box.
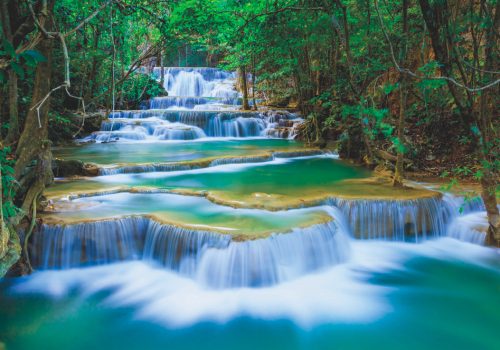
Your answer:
[374,0,500,93]
[62,0,115,38]
[236,6,325,32]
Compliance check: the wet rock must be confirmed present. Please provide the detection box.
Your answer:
[75,139,96,145]
[278,120,295,128]
[83,163,100,176]
[265,127,290,138]
[0,225,21,277]
[52,159,100,177]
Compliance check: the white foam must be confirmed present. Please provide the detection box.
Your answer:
[446,211,488,244]
[16,237,499,330]
[11,253,386,328]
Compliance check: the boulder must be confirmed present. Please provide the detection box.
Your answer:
[52,159,100,177]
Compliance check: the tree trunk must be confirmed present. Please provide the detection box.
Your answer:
[1,0,19,144]
[482,172,500,246]
[393,0,409,187]
[10,1,55,275]
[251,54,257,110]
[14,12,54,213]
[479,1,500,245]
[160,49,165,88]
[240,66,250,110]
[5,70,19,144]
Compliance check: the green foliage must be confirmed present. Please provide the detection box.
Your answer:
[391,137,407,154]
[0,38,46,79]
[120,73,166,108]
[48,112,76,143]
[21,50,47,67]
[383,83,399,95]
[0,147,19,220]
[453,166,474,177]
[341,104,391,139]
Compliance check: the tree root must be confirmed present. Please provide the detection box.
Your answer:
[22,196,37,273]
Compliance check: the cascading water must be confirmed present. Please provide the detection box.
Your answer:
[31,189,490,291]
[82,112,300,142]
[80,67,303,143]
[31,218,149,268]
[149,96,242,110]
[95,149,324,175]
[446,212,488,244]
[152,67,239,99]
[326,194,486,242]
[195,221,349,288]
[32,215,349,288]
[98,150,328,175]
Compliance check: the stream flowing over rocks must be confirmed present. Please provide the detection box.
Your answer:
[1,67,498,350]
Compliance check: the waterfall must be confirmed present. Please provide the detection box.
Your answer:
[141,221,231,276]
[149,96,242,110]
[152,67,239,99]
[31,217,149,269]
[196,221,350,288]
[99,163,199,176]
[32,216,349,288]
[326,194,485,242]
[446,212,488,245]
[31,192,489,288]
[208,155,274,167]
[206,116,267,137]
[443,194,489,244]
[273,150,325,158]
[81,110,299,142]
[96,150,326,175]
[106,109,279,123]
[78,67,303,143]
[152,123,207,140]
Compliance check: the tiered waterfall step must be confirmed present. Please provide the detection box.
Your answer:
[53,139,323,176]
[147,96,248,109]
[151,67,238,98]
[81,110,302,142]
[32,215,349,288]
[44,154,463,242]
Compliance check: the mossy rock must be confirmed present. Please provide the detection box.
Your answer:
[53,159,99,177]
[0,225,21,277]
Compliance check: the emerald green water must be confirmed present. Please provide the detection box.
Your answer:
[53,139,304,165]
[128,157,367,197]
[46,157,379,207]
[1,239,498,350]
[46,156,435,209]
[44,192,330,236]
